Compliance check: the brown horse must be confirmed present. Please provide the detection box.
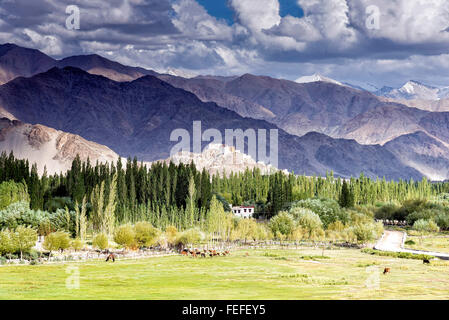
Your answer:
[383,267,391,275]
[105,253,116,262]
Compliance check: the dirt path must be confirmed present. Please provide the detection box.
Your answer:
[374,230,449,260]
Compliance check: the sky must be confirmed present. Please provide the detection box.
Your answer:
[1,0,449,88]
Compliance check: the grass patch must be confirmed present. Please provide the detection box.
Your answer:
[406,235,449,254]
[299,255,330,260]
[361,248,434,260]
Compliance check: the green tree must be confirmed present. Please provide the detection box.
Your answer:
[339,181,355,208]
[294,208,323,240]
[11,226,37,260]
[269,211,295,239]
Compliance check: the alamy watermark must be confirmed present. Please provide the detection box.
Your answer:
[170,121,279,168]
[66,5,80,30]
[365,266,380,290]
[66,265,80,289]
[366,5,380,30]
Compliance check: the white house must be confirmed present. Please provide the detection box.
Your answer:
[231,206,255,219]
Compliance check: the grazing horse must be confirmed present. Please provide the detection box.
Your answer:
[423,259,430,264]
[181,249,189,256]
[105,253,116,262]
[383,267,391,275]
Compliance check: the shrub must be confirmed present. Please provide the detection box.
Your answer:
[0,201,51,229]
[231,218,258,242]
[375,203,400,220]
[113,225,136,249]
[92,233,109,250]
[43,231,71,254]
[175,228,203,247]
[269,211,295,239]
[350,222,383,244]
[292,208,323,240]
[134,222,160,248]
[413,219,439,233]
[165,226,178,246]
[71,238,84,251]
[291,198,348,228]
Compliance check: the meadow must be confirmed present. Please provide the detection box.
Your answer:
[1,247,449,300]
[406,233,449,254]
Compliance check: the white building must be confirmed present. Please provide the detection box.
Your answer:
[231,206,255,219]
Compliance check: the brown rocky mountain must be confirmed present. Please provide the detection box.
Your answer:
[158,73,403,138]
[56,54,158,82]
[334,104,427,145]
[0,117,119,175]
[390,98,449,113]
[0,43,56,85]
[385,131,449,181]
[0,66,421,180]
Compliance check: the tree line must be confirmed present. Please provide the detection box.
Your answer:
[1,151,448,230]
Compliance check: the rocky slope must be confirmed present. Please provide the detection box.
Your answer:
[385,131,449,181]
[0,118,119,175]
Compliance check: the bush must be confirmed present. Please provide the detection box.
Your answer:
[43,231,71,253]
[165,226,178,246]
[291,198,348,228]
[292,208,323,240]
[269,211,295,239]
[413,219,439,233]
[0,201,51,230]
[92,233,109,250]
[231,218,258,242]
[350,222,383,244]
[113,225,136,249]
[134,222,160,248]
[175,228,203,247]
[375,203,400,220]
[71,238,84,251]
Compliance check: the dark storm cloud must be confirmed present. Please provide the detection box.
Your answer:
[0,0,449,86]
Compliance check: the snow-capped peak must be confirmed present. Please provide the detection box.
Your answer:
[164,67,197,79]
[375,80,448,101]
[295,73,343,86]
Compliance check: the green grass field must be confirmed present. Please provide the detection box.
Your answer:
[1,248,449,300]
[406,235,449,254]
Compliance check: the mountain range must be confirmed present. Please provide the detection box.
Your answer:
[0,43,448,180]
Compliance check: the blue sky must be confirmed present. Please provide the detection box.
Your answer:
[1,0,449,88]
[197,0,304,25]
